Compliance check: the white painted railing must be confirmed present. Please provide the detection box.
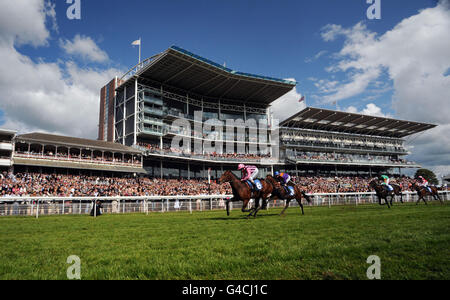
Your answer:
[0,191,447,218]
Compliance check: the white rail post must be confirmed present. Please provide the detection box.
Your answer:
[62,199,65,215]
[145,199,148,215]
[36,200,39,219]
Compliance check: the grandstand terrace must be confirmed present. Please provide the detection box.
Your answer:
[280,107,436,177]
[13,132,145,174]
[110,46,295,179]
[0,129,16,172]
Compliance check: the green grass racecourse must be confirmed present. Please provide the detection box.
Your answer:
[0,203,449,280]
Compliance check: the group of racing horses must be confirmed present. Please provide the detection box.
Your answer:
[218,171,444,218]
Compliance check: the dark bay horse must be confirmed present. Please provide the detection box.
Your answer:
[218,170,272,217]
[265,175,311,216]
[390,183,404,204]
[369,180,392,208]
[410,182,443,205]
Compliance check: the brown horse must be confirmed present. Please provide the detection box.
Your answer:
[265,175,311,216]
[410,182,443,205]
[369,180,392,208]
[218,170,273,217]
[390,183,404,204]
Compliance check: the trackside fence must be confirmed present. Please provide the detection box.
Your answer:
[0,191,448,218]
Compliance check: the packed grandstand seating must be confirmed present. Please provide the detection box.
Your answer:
[287,151,414,165]
[14,149,141,165]
[1,171,444,198]
[137,142,273,161]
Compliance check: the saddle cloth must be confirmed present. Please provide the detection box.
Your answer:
[283,185,295,196]
[246,179,262,191]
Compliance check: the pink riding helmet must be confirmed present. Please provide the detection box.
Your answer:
[238,164,245,170]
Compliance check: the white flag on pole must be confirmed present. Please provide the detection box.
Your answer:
[131,39,141,46]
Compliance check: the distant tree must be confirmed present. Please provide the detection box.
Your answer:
[415,169,439,185]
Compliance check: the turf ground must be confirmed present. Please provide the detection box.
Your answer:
[0,202,449,280]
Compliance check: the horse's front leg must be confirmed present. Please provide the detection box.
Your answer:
[241,199,253,213]
[385,197,391,208]
[247,198,260,218]
[226,198,232,216]
[280,199,290,216]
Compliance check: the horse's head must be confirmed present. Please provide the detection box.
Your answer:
[369,179,378,189]
[219,170,233,184]
[265,175,280,187]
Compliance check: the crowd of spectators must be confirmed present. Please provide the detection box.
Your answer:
[14,149,140,165]
[0,172,231,197]
[1,171,446,198]
[138,142,273,161]
[289,151,413,165]
[292,175,419,194]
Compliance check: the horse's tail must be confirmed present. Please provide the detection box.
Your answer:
[302,191,311,203]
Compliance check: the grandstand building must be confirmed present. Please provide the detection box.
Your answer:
[280,107,436,177]
[96,46,437,179]
[108,46,295,178]
[0,129,16,172]
[12,132,144,175]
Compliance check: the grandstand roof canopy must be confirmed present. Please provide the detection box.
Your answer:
[16,133,142,154]
[120,46,296,105]
[0,128,17,136]
[280,107,436,138]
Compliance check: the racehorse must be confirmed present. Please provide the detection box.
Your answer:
[264,175,311,216]
[218,170,272,217]
[390,183,404,204]
[410,182,443,205]
[369,180,392,208]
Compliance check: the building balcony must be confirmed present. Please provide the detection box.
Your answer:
[282,142,409,155]
[13,152,143,168]
[286,155,420,168]
[0,142,13,151]
[0,157,12,167]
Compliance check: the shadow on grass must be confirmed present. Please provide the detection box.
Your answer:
[206,212,281,221]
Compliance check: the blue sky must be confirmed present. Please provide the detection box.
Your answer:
[0,0,449,176]
[17,0,438,113]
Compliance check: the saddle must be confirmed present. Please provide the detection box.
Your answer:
[283,185,295,197]
[383,185,394,193]
[246,179,263,192]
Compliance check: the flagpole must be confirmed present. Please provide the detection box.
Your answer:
[139,38,141,65]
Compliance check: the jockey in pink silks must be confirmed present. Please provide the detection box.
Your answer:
[238,164,259,185]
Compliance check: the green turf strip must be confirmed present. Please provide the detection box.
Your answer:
[0,203,449,280]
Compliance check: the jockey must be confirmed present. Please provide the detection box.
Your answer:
[238,164,258,185]
[274,171,291,186]
[380,174,393,192]
[274,171,293,195]
[418,176,431,193]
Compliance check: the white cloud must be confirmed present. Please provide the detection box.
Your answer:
[319,1,450,174]
[305,50,328,63]
[271,79,306,122]
[0,0,54,47]
[0,0,122,139]
[60,35,109,63]
[345,103,389,118]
